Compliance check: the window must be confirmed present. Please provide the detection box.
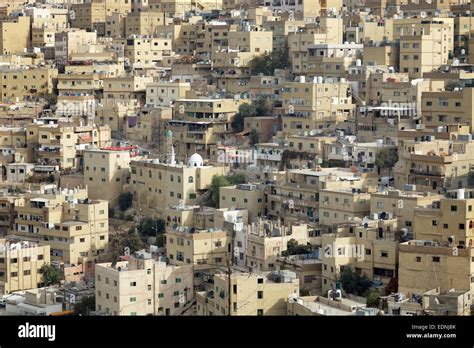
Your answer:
[175,277,181,283]
[257,309,264,316]
[416,256,421,262]
[160,280,167,285]
[257,278,263,284]
[158,293,164,298]
[130,297,136,302]
[432,256,440,262]
[380,251,388,258]
[130,282,137,287]
[451,205,457,212]
[257,291,263,299]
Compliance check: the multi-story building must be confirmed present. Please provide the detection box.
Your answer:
[83,148,133,204]
[95,250,193,315]
[0,16,30,55]
[246,220,316,271]
[131,153,227,216]
[320,218,399,293]
[196,269,299,316]
[11,185,109,266]
[219,184,265,223]
[393,135,474,193]
[166,98,241,160]
[0,237,50,295]
[281,78,354,135]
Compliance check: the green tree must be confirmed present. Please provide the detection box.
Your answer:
[125,229,146,252]
[249,129,260,146]
[133,217,166,246]
[118,192,133,211]
[253,97,271,116]
[366,290,381,308]
[39,264,62,287]
[339,267,372,296]
[249,47,289,76]
[73,295,95,316]
[209,175,230,207]
[282,239,313,256]
[227,174,246,185]
[375,148,399,175]
[231,102,256,132]
[209,174,247,207]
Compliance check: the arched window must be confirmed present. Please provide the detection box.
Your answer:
[188,176,194,183]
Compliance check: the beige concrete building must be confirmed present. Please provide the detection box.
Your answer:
[320,219,399,293]
[167,98,241,160]
[131,153,227,216]
[84,148,132,204]
[0,16,30,55]
[0,238,50,295]
[281,79,354,135]
[219,184,265,223]
[246,220,316,271]
[12,185,109,266]
[0,67,58,102]
[165,226,231,272]
[196,269,299,316]
[399,240,474,297]
[393,135,474,193]
[319,188,372,227]
[398,19,454,79]
[145,80,191,107]
[95,250,193,315]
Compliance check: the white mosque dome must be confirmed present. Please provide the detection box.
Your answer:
[188,153,204,167]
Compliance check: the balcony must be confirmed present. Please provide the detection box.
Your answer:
[409,169,444,177]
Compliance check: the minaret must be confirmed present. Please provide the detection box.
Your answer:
[166,130,176,165]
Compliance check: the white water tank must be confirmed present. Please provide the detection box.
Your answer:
[457,188,465,199]
[356,59,362,66]
[300,76,306,83]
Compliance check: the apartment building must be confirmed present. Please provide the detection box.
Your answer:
[219,184,265,223]
[0,238,50,295]
[318,188,372,227]
[393,135,474,193]
[124,11,170,37]
[320,218,399,293]
[54,30,98,64]
[95,251,193,315]
[145,80,191,107]
[421,88,474,132]
[71,0,131,35]
[28,123,111,171]
[118,36,173,69]
[0,67,58,102]
[398,240,474,297]
[266,168,377,224]
[83,148,132,204]
[0,16,30,55]
[281,78,354,135]
[398,19,454,79]
[212,28,273,94]
[370,189,443,231]
[103,75,153,107]
[12,185,109,265]
[246,220,316,271]
[196,269,299,316]
[167,98,241,160]
[165,226,231,272]
[412,192,474,246]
